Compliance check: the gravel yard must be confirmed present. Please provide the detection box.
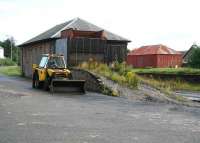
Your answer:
[0,75,200,143]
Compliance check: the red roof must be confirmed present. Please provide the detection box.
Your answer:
[128,44,181,55]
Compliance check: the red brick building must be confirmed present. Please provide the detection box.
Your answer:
[127,44,182,68]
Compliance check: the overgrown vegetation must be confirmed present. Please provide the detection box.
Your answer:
[0,58,16,66]
[79,59,200,101]
[0,66,21,76]
[131,67,200,92]
[79,60,200,91]
[139,76,200,92]
[131,67,200,75]
[79,60,138,89]
[101,85,119,97]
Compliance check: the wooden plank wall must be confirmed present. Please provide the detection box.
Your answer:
[105,43,127,63]
[21,40,55,77]
[67,38,106,65]
[67,38,127,65]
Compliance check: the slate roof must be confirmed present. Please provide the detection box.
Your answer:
[128,44,181,55]
[20,18,130,46]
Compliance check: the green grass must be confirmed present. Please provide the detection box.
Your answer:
[132,67,200,75]
[0,66,21,76]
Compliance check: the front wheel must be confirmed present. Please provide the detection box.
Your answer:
[43,77,50,91]
[32,73,42,89]
[68,73,73,80]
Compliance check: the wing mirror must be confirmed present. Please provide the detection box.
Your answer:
[32,64,38,69]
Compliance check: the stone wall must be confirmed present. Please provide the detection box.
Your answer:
[71,68,103,92]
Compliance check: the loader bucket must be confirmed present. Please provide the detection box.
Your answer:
[50,79,85,93]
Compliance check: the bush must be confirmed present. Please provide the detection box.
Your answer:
[111,73,126,84]
[188,47,200,68]
[126,71,138,88]
[0,58,16,66]
[101,85,119,97]
[112,61,124,74]
[112,61,132,75]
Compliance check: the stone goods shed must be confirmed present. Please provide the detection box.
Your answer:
[19,18,130,77]
[127,44,182,68]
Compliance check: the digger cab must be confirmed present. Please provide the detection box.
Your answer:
[39,54,66,68]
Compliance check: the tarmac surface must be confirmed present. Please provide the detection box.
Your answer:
[0,75,200,143]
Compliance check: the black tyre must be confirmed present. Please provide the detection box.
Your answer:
[68,73,73,80]
[32,74,36,88]
[43,77,50,91]
[50,80,54,94]
[32,73,42,89]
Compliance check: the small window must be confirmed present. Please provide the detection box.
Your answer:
[39,56,48,68]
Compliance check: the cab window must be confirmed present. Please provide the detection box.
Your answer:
[47,57,65,68]
[39,56,48,68]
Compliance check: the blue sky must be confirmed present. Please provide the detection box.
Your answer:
[1,0,200,51]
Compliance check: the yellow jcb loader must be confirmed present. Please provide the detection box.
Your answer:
[32,54,85,93]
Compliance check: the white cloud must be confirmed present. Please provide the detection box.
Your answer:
[0,0,200,50]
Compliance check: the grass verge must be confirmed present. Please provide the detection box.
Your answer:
[132,67,200,75]
[0,66,21,76]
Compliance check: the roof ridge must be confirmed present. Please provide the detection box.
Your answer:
[19,17,130,46]
[51,18,78,38]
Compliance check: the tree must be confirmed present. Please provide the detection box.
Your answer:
[188,45,200,68]
[0,37,20,64]
[1,39,11,58]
